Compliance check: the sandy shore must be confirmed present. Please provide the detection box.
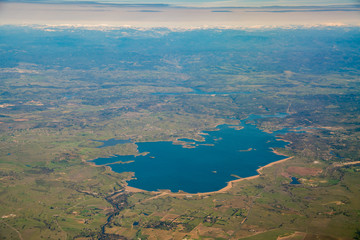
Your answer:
[194,155,293,196]
[333,161,360,167]
[121,126,293,196]
[85,120,293,197]
[271,148,290,156]
[125,185,147,193]
[125,153,294,197]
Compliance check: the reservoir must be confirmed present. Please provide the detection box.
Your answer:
[93,138,132,148]
[91,121,288,193]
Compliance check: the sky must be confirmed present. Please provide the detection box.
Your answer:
[2,0,359,7]
[0,0,359,28]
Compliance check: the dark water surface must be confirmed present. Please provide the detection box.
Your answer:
[94,138,132,148]
[290,177,301,184]
[91,121,289,193]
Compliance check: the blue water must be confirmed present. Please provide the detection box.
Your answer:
[290,177,301,184]
[91,121,289,193]
[93,138,132,148]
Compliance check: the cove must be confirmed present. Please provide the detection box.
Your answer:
[93,138,132,148]
[91,120,289,193]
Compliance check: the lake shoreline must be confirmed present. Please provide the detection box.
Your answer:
[88,121,292,195]
[124,150,293,196]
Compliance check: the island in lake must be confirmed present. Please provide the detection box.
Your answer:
[92,122,288,193]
